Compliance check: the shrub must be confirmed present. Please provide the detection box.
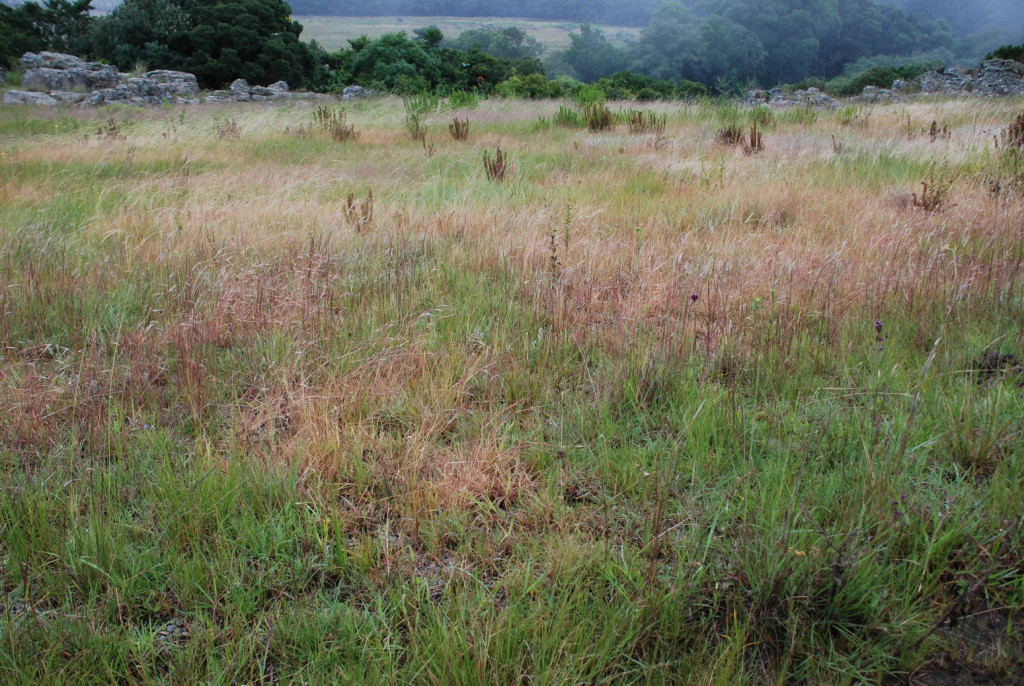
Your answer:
[676,80,710,99]
[824,63,938,96]
[448,90,480,109]
[986,44,1024,63]
[494,73,562,99]
[574,84,606,107]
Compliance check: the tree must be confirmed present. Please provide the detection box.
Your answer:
[89,0,315,87]
[183,0,314,87]
[444,26,542,60]
[564,23,627,82]
[696,16,765,85]
[37,0,94,55]
[90,0,192,71]
[628,2,702,82]
[348,31,443,92]
[1,0,93,66]
[413,25,444,49]
[0,3,45,66]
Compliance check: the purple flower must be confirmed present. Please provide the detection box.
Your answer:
[875,320,883,334]
[690,293,700,303]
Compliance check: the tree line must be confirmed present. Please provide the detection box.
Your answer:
[562,0,956,87]
[2,0,314,88]
[2,0,1020,95]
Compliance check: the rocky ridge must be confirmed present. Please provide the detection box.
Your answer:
[745,59,1024,109]
[3,52,332,107]
[919,60,1024,97]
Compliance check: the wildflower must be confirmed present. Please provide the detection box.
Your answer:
[690,293,699,303]
[875,319,884,342]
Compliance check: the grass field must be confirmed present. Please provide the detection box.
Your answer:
[296,15,640,52]
[0,95,1023,683]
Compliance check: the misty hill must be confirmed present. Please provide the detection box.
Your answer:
[881,0,1024,38]
[283,1,1011,73]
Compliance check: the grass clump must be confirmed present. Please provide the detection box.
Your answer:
[483,146,510,182]
[625,110,666,135]
[583,103,614,132]
[553,104,583,128]
[448,117,469,141]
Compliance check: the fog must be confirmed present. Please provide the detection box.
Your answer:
[8,0,1024,41]
[881,0,1024,38]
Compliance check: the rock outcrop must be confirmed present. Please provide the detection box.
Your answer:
[342,85,370,100]
[143,70,200,97]
[919,60,1024,97]
[20,52,122,91]
[851,85,902,104]
[225,78,329,102]
[4,90,60,106]
[746,86,839,109]
[89,75,201,106]
[5,52,329,107]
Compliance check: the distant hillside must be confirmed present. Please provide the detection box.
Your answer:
[287,0,655,26]
[1,0,121,11]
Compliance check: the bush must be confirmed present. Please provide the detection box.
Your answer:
[823,63,938,97]
[596,71,675,100]
[787,77,827,92]
[675,79,709,99]
[494,73,562,99]
[550,75,584,97]
[573,84,606,107]
[986,44,1024,63]
[448,89,480,109]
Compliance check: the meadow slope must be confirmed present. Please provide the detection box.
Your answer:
[0,96,1023,683]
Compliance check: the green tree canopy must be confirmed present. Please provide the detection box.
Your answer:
[444,27,543,60]
[1,0,93,66]
[564,23,627,82]
[90,0,192,71]
[89,0,315,88]
[1,3,45,66]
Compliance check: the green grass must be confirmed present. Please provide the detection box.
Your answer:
[0,99,1022,684]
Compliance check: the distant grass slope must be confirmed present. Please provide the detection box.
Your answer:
[297,15,639,53]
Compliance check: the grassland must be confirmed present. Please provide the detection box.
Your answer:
[296,15,640,52]
[0,95,1022,684]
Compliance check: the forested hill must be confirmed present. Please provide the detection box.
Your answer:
[288,0,957,85]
